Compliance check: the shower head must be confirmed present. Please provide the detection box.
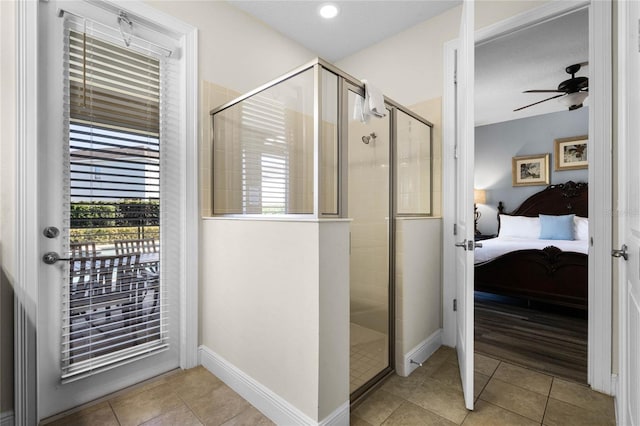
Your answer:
[361,132,377,145]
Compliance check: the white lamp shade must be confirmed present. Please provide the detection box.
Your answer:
[558,91,588,107]
[474,189,487,204]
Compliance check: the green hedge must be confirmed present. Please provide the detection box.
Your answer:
[70,226,159,244]
[71,200,159,229]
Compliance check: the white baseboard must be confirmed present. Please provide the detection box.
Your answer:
[399,329,443,377]
[319,402,349,426]
[198,346,349,426]
[0,411,14,426]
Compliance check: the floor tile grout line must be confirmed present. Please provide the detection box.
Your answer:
[540,376,554,426]
[174,385,206,426]
[107,400,123,426]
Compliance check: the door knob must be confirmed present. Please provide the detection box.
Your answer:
[42,252,72,265]
[455,240,468,250]
[612,244,628,261]
[43,226,60,239]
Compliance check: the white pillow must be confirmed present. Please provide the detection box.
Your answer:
[498,214,541,239]
[574,216,589,241]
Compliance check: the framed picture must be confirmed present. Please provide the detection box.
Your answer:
[512,153,550,187]
[555,135,588,171]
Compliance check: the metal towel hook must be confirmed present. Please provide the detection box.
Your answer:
[118,11,133,47]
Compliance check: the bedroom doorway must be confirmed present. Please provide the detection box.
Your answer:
[444,0,613,396]
[473,7,590,384]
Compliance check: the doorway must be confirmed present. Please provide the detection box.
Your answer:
[30,1,198,420]
[473,7,590,384]
[443,0,613,396]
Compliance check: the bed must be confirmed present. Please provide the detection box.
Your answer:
[474,181,588,310]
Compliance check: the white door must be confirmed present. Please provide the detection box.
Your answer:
[454,0,475,411]
[617,1,640,424]
[37,1,181,418]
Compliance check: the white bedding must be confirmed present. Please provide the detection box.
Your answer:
[474,237,589,264]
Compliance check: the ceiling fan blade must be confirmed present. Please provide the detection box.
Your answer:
[523,89,564,93]
[577,61,589,67]
[513,94,565,112]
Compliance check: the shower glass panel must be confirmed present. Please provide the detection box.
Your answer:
[321,70,339,215]
[347,89,390,394]
[212,69,315,215]
[396,110,433,215]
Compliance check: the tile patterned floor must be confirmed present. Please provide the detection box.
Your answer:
[44,367,274,426]
[352,347,616,426]
[351,323,388,392]
[46,347,615,426]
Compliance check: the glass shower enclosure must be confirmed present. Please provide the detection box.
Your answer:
[209,58,433,400]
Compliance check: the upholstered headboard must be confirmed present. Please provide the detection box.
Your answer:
[498,181,588,219]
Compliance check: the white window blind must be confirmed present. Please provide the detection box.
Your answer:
[241,95,289,214]
[61,18,175,381]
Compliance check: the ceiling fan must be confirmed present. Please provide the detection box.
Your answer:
[514,62,589,112]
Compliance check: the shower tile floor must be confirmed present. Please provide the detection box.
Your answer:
[350,323,388,393]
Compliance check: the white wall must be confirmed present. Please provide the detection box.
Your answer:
[200,218,349,423]
[146,1,315,95]
[0,0,16,417]
[336,1,549,107]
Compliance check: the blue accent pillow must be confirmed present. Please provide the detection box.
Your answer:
[539,214,575,240]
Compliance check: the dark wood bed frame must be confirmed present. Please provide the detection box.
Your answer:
[474,181,588,310]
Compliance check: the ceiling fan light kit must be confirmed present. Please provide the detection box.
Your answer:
[558,91,588,110]
[515,62,589,112]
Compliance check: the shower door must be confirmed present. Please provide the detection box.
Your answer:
[346,86,393,397]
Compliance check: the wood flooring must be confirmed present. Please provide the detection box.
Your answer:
[474,292,588,384]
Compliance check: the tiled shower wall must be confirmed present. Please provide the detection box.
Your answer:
[200,80,338,217]
[200,80,240,217]
[348,112,390,334]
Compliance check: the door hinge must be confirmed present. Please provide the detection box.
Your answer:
[453,299,457,311]
[453,223,457,235]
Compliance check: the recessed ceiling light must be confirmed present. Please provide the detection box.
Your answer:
[319,4,339,19]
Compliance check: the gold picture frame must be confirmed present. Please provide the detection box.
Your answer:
[512,153,550,187]
[555,135,588,171]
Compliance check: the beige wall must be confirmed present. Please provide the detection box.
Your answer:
[395,218,442,360]
[200,219,349,421]
[0,0,16,416]
[147,1,315,96]
[336,1,548,107]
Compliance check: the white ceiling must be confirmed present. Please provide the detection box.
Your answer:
[226,1,588,126]
[476,8,589,126]
[227,0,461,62]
